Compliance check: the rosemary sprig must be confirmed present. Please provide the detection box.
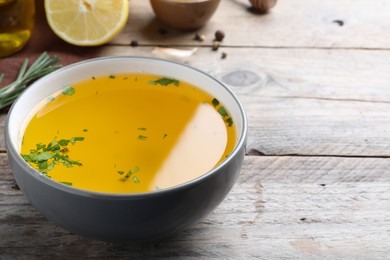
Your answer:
[0,52,61,109]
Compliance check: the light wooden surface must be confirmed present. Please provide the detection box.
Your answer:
[1,0,390,258]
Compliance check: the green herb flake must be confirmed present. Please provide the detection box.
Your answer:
[47,163,55,171]
[119,170,132,182]
[60,181,73,186]
[119,175,129,182]
[137,127,147,131]
[62,86,75,96]
[83,129,88,132]
[109,74,116,79]
[117,170,125,175]
[132,166,140,174]
[138,135,148,141]
[226,117,233,127]
[163,133,168,139]
[133,176,140,184]
[33,151,54,161]
[70,136,84,144]
[36,143,45,150]
[212,98,220,107]
[58,139,70,146]
[38,161,48,170]
[118,166,140,182]
[20,136,84,174]
[149,77,179,87]
[218,106,228,117]
[92,76,96,80]
[21,154,32,162]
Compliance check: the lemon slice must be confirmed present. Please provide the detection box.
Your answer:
[45,0,128,46]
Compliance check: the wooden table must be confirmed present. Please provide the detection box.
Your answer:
[1,0,390,258]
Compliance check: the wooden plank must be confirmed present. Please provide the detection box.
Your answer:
[244,96,390,156]
[1,155,390,258]
[242,155,390,183]
[99,47,390,101]
[2,154,390,184]
[3,0,390,88]
[110,0,390,49]
[2,47,390,156]
[104,47,390,156]
[3,99,390,167]
[0,153,12,181]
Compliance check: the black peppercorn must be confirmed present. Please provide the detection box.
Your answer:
[215,30,225,42]
[130,40,138,47]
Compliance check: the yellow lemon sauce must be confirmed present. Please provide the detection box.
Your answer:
[21,74,236,193]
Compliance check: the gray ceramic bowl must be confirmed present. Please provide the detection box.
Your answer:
[5,57,247,241]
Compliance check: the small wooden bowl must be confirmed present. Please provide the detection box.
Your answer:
[249,0,277,12]
[150,0,221,30]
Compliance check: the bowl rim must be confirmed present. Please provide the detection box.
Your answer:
[5,56,248,199]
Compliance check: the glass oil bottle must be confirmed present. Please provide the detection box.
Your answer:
[0,0,35,57]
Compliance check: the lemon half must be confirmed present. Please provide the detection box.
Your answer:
[45,0,129,46]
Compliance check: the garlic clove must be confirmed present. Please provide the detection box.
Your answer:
[151,47,198,63]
